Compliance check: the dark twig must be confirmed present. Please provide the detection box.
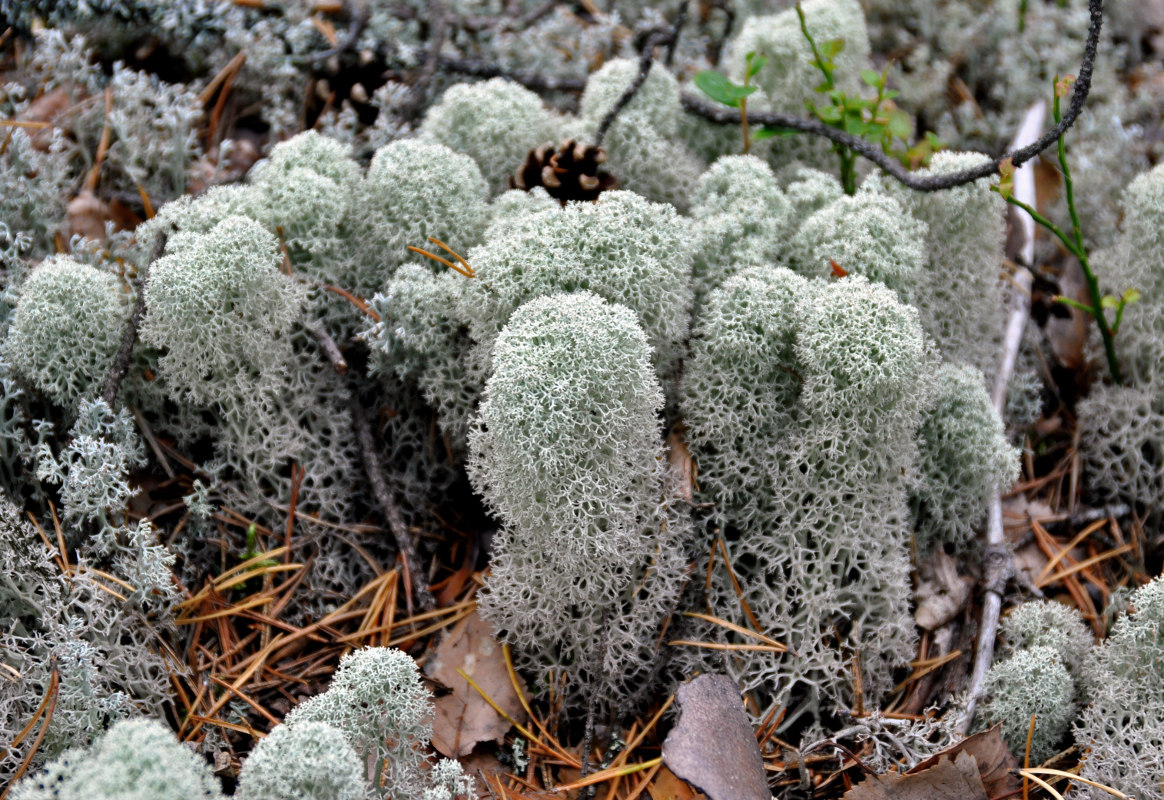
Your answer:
[578,613,611,800]
[681,0,1104,192]
[707,0,735,66]
[437,55,586,92]
[349,398,434,611]
[103,233,166,407]
[663,0,687,68]
[595,28,675,146]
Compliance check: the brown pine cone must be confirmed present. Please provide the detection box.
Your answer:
[509,138,618,202]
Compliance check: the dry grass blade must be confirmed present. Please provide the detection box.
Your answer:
[177,594,274,624]
[323,285,381,321]
[715,537,765,634]
[209,675,280,726]
[1021,768,1130,798]
[1036,518,1108,582]
[891,649,962,694]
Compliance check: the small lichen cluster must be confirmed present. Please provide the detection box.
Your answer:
[1074,577,1164,799]
[1079,163,1164,525]
[282,647,474,800]
[11,718,223,800]
[978,601,1092,764]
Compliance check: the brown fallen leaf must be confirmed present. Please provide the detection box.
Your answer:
[907,726,1020,799]
[423,610,526,758]
[914,551,973,631]
[661,673,769,800]
[648,765,706,800]
[666,424,696,504]
[18,87,76,150]
[67,190,114,243]
[845,751,986,800]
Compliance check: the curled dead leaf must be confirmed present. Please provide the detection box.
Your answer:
[424,610,526,758]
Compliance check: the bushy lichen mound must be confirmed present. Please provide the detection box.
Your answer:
[236,721,365,800]
[863,150,1007,374]
[726,0,871,114]
[790,191,927,297]
[470,291,689,708]
[352,137,490,287]
[688,155,794,308]
[911,364,1018,553]
[573,58,704,211]
[420,78,559,192]
[284,647,470,800]
[682,271,934,727]
[1079,163,1164,521]
[1075,577,1164,798]
[1002,600,1093,675]
[4,256,128,405]
[980,646,1075,765]
[12,718,222,800]
[461,190,693,395]
[140,215,301,407]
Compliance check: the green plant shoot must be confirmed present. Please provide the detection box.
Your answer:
[992,75,1138,384]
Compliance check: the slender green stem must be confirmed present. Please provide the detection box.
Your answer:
[797,3,833,91]
[840,148,857,195]
[1002,195,1080,259]
[1054,82,1122,384]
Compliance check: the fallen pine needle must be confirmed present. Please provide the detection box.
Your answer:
[667,639,786,653]
[681,611,786,650]
[552,757,663,792]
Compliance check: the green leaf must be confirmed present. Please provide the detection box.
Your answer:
[859,69,883,88]
[745,52,768,80]
[752,125,800,140]
[815,105,842,123]
[887,110,912,140]
[819,37,846,59]
[1101,295,1119,310]
[694,70,757,108]
[1122,288,1142,305]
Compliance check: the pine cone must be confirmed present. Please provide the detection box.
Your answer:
[509,139,618,202]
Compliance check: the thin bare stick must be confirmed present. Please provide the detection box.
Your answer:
[303,320,348,374]
[955,101,1042,737]
[104,233,167,407]
[349,398,434,610]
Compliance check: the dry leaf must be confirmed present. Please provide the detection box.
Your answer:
[67,190,114,243]
[661,674,769,800]
[844,751,987,800]
[18,87,75,150]
[648,766,706,800]
[423,610,526,758]
[667,424,696,504]
[907,726,1020,799]
[914,551,973,631]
